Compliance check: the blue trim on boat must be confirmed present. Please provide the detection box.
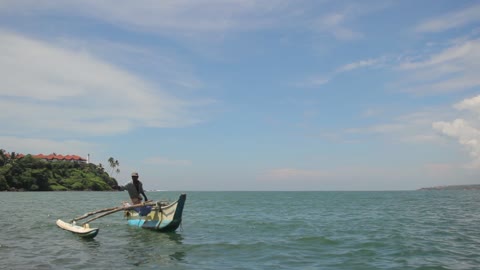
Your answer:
[125,194,186,232]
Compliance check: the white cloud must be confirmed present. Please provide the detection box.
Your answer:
[433,119,479,139]
[433,119,480,168]
[415,4,480,33]
[0,30,206,137]
[433,94,480,168]
[144,156,192,166]
[454,95,480,112]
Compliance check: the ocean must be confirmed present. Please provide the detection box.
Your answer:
[0,191,479,269]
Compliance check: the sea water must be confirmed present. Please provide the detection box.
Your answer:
[0,191,479,269]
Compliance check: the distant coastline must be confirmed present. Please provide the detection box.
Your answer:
[418,184,480,191]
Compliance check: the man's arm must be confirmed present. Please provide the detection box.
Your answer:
[139,182,148,201]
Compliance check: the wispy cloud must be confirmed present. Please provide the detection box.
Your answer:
[300,32,480,93]
[294,75,330,88]
[433,94,480,168]
[298,56,386,88]
[396,38,480,95]
[0,30,208,137]
[415,3,480,33]
[336,58,382,72]
[58,38,205,91]
[314,12,363,41]
[347,124,405,134]
[361,108,382,118]
[1,0,388,42]
[311,2,393,41]
[345,108,449,145]
[0,0,306,37]
[302,28,480,93]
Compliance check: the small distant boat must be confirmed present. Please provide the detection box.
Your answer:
[124,194,186,232]
[56,194,187,238]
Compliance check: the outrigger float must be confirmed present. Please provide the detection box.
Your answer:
[56,194,186,238]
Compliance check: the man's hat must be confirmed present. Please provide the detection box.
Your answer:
[131,172,139,177]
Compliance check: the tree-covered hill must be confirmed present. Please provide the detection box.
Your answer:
[0,153,119,191]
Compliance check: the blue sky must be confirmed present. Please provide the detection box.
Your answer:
[1,0,480,191]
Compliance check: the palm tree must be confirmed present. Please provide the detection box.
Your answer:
[108,157,115,175]
[107,157,120,176]
[0,151,16,165]
[0,149,6,166]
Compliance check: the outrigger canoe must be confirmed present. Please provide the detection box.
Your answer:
[56,219,99,238]
[124,193,186,231]
[56,194,186,238]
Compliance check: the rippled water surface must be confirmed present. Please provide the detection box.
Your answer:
[0,191,479,269]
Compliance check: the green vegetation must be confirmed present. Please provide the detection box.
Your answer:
[0,150,120,191]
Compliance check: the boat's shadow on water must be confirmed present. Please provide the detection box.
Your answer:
[125,228,184,244]
[54,226,187,268]
[78,236,101,246]
[122,229,186,266]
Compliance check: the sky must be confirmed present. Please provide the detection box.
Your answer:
[1,0,480,191]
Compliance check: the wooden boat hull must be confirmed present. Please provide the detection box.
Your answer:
[124,194,186,232]
[56,219,99,238]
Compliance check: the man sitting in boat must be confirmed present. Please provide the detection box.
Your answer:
[124,172,151,216]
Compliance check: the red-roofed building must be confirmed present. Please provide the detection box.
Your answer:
[4,153,25,159]
[32,153,87,163]
[3,151,87,163]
